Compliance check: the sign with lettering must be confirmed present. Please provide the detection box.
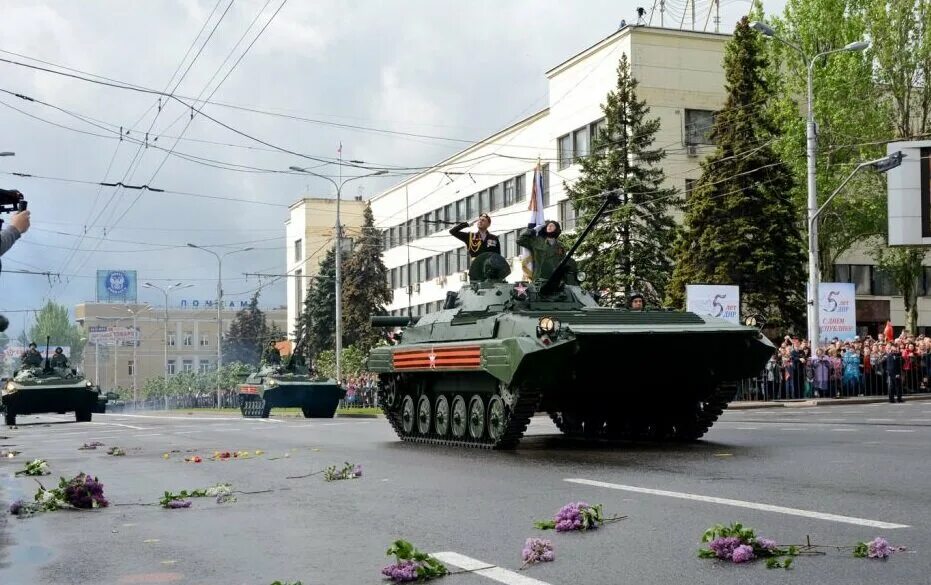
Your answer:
[179,299,252,309]
[96,270,138,303]
[686,284,740,324]
[819,282,856,342]
[88,326,137,346]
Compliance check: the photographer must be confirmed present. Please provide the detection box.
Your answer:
[0,209,30,256]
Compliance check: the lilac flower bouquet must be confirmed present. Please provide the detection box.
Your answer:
[698,523,797,569]
[381,539,447,583]
[521,537,555,567]
[534,502,624,532]
[853,537,905,560]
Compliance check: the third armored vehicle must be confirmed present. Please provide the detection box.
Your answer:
[367,190,774,449]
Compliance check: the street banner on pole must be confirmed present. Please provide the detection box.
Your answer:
[686,284,740,324]
[818,282,856,342]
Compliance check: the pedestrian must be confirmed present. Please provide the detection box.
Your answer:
[884,344,904,403]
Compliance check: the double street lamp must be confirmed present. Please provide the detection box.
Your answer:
[288,165,387,382]
[142,281,193,394]
[185,244,254,407]
[750,21,870,348]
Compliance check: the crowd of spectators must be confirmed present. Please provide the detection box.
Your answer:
[342,373,378,407]
[748,331,928,402]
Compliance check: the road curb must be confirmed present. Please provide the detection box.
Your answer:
[730,394,931,410]
[336,413,381,419]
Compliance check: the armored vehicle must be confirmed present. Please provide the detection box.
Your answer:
[2,362,100,426]
[367,190,774,449]
[237,336,345,418]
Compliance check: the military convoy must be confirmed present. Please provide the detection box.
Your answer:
[2,347,100,426]
[367,190,774,449]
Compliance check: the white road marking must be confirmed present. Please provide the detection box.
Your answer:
[87,422,146,430]
[830,428,857,432]
[779,428,804,431]
[564,479,909,529]
[867,418,895,422]
[132,433,163,438]
[735,427,759,430]
[174,430,201,435]
[885,429,915,433]
[97,413,282,423]
[431,552,551,585]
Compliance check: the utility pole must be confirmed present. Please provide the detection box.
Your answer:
[288,163,387,383]
[143,282,193,395]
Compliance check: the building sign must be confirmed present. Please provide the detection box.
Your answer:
[686,284,740,324]
[96,270,138,303]
[88,326,138,346]
[819,282,856,342]
[179,299,252,309]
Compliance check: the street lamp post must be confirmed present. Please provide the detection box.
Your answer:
[186,245,254,407]
[143,281,193,391]
[750,21,869,348]
[125,305,150,407]
[288,165,387,383]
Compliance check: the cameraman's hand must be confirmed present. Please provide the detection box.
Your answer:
[9,210,30,234]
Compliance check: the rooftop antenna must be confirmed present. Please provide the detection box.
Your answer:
[636,7,647,25]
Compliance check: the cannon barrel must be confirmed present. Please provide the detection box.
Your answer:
[371,315,420,327]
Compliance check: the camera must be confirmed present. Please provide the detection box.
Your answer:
[0,314,7,332]
[0,188,27,215]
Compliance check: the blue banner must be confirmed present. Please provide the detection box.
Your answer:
[96,270,138,303]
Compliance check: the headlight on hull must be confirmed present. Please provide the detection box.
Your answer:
[2,381,17,395]
[536,316,561,340]
[267,379,278,387]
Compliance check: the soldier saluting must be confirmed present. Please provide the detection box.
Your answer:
[449,213,500,262]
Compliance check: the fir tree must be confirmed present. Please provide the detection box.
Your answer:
[299,247,340,356]
[564,53,681,307]
[666,17,805,331]
[222,292,270,366]
[342,203,392,351]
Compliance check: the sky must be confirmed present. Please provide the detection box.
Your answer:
[0,0,783,339]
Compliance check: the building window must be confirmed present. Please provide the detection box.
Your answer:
[557,133,573,170]
[294,239,302,262]
[504,179,515,208]
[417,259,425,283]
[559,200,578,232]
[542,164,550,207]
[128,360,134,376]
[167,360,176,375]
[183,331,193,346]
[466,194,477,219]
[457,249,467,272]
[168,333,176,347]
[425,256,435,281]
[198,361,211,374]
[590,118,607,152]
[835,264,873,295]
[871,268,897,296]
[443,204,453,225]
[491,185,503,211]
[436,253,446,276]
[684,109,715,145]
[183,359,194,373]
[445,250,455,275]
[295,269,303,309]
[515,174,526,203]
[456,199,466,222]
[503,231,515,258]
[685,178,697,199]
[200,334,209,347]
[573,126,590,161]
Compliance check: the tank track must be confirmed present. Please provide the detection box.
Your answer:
[549,384,736,442]
[379,374,541,450]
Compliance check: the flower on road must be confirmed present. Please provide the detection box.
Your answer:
[381,540,447,583]
[521,537,555,567]
[15,458,50,476]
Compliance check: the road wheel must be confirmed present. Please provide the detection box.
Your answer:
[450,395,467,439]
[261,405,271,418]
[75,409,92,423]
[4,411,15,426]
[434,395,450,437]
[416,395,432,435]
[487,395,506,442]
[468,394,485,440]
[400,394,415,434]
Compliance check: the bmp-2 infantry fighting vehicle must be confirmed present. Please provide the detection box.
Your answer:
[237,335,345,418]
[367,190,774,449]
[2,339,100,426]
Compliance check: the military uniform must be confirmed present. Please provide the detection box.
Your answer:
[21,348,42,367]
[449,223,501,260]
[50,351,68,368]
[517,227,579,284]
[263,344,282,365]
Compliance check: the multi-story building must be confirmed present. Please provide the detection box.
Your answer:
[285,196,367,339]
[74,303,286,391]
[370,25,727,316]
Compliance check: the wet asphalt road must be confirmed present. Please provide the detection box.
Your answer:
[1,401,930,585]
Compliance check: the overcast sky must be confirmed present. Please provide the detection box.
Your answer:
[0,0,781,338]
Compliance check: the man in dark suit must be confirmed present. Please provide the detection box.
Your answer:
[884,344,904,403]
[449,213,501,262]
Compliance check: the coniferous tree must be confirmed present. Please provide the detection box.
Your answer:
[667,17,805,331]
[342,203,392,351]
[299,247,340,356]
[222,292,270,366]
[564,53,681,307]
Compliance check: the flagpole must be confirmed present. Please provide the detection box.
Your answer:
[335,141,343,382]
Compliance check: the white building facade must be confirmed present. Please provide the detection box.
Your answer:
[371,26,727,316]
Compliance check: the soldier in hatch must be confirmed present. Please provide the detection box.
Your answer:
[449,213,501,262]
[50,347,69,368]
[263,340,282,366]
[517,220,579,285]
[21,342,42,367]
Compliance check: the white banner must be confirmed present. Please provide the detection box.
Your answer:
[819,282,856,342]
[88,326,137,345]
[686,284,740,324]
[3,345,72,359]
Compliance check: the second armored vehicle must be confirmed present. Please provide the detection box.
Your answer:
[2,364,100,426]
